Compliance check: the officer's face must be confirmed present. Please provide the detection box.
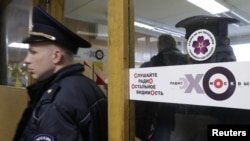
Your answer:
[24,42,57,81]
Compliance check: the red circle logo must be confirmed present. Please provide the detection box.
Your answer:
[214,79,223,88]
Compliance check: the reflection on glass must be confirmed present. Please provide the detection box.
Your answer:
[64,0,108,95]
[8,62,27,87]
[232,43,250,61]
[134,0,250,141]
[5,0,30,87]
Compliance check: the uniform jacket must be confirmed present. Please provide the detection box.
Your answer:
[13,63,107,141]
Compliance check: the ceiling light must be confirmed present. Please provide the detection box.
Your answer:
[187,0,229,14]
[134,21,154,30]
[134,21,184,38]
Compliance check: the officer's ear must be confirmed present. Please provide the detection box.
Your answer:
[52,48,63,64]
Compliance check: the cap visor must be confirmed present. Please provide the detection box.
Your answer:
[22,36,51,44]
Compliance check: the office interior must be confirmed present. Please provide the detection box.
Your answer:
[1,0,250,141]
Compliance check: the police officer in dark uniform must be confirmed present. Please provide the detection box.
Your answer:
[13,6,107,141]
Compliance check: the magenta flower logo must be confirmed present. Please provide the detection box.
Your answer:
[192,36,210,55]
[187,29,216,61]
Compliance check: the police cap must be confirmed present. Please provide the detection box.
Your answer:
[22,6,91,54]
[175,15,240,39]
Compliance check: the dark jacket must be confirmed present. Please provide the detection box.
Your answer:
[136,47,188,141]
[141,47,188,67]
[13,64,107,141]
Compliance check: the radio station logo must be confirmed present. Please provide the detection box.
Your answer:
[187,29,216,61]
[170,67,249,101]
[203,67,236,100]
[95,49,104,60]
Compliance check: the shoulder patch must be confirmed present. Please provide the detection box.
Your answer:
[34,134,54,141]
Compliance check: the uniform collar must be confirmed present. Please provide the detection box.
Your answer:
[27,63,84,101]
[54,63,84,82]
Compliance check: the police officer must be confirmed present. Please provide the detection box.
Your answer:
[13,6,107,141]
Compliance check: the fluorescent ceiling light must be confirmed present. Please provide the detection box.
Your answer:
[230,11,250,24]
[187,0,229,14]
[78,22,184,39]
[134,21,184,37]
[231,43,250,62]
[8,42,29,49]
[134,21,154,30]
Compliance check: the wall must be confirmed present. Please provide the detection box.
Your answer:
[0,86,28,141]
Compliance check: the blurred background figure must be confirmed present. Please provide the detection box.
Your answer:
[136,34,188,141]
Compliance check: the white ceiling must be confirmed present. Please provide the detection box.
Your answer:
[64,0,250,44]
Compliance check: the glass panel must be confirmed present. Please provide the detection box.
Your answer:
[64,0,108,94]
[134,0,250,141]
[4,0,30,87]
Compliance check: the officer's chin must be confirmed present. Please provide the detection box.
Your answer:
[31,74,39,80]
